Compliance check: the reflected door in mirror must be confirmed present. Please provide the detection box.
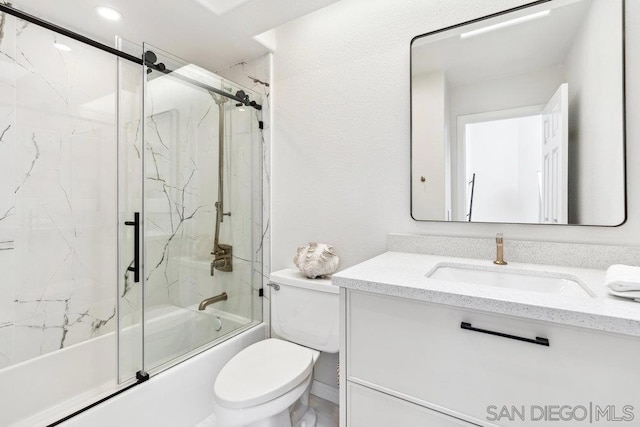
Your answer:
[410,0,625,226]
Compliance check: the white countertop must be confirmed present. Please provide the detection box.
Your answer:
[332,251,640,337]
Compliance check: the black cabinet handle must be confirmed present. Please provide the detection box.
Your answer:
[461,322,549,347]
[124,212,140,283]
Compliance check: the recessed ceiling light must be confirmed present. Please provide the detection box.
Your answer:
[460,10,550,39]
[53,42,72,51]
[95,6,122,21]
[238,107,246,112]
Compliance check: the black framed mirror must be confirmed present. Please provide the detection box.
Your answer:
[410,0,626,226]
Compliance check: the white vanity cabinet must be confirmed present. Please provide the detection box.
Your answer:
[341,289,640,426]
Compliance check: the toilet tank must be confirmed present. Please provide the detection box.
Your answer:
[270,269,339,353]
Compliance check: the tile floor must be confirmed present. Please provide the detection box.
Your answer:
[195,395,339,427]
[311,395,339,427]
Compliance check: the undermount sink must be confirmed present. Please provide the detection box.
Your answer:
[426,262,596,298]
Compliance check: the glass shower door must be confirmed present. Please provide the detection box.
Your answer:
[0,11,125,425]
[0,7,262,423]
[141,44,262,373]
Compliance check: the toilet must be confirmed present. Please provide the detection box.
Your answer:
[212,269,339,427]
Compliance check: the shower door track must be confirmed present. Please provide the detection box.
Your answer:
[0,3,262,109]
[46,375,148,427]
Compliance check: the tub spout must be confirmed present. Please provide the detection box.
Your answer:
[198,292,228,311]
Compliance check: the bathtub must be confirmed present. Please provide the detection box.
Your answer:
[1,305,263,427]
[121,303,255,374]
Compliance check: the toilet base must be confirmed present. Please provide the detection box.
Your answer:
[243,409,292,427]
[213,373,317,427]
[243,402,316,427]
[295,407,317,427]
[290,378,316,427]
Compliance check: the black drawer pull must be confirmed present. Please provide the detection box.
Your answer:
[461,322,550,347]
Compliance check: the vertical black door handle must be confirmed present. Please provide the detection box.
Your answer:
[124,212,140,283]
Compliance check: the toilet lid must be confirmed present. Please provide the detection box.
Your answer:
[214,339,315,409]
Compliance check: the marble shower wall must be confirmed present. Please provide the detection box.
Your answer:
[140,48,264,369]
[0,14,119,369]
[217,54,272,336]
[0,14,267,374]
[117,37,144,382]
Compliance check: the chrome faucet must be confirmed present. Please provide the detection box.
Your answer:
[493,234,507,265]
[198,292,228,311]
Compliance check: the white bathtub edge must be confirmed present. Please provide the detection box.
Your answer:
[59,324,266,427]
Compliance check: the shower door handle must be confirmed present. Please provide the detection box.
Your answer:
[124,212,140,283]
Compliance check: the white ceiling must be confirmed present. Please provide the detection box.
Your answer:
[411,0,591,86]
[10,0,340,71]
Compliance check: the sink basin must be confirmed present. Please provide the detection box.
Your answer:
[426,262,596,297]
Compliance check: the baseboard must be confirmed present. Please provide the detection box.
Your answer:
[311,380,339,405]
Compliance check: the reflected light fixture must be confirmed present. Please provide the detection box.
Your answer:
[53,42,72,51]
[460,10,550,39]
[95,6,122,21]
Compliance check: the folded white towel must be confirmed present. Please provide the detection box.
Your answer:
[605,264,640,292]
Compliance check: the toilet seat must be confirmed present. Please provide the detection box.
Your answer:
[214,339,318,409]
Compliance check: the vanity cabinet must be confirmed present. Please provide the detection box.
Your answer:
[347,382,473,426]
[342,289,640,426]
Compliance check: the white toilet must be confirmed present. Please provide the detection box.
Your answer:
[212,269,339,427]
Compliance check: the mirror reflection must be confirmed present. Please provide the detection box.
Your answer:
[410,0,625,225]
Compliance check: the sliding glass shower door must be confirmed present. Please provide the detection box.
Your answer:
[0,8,263,423]
[139,44,263,373]
[0,12,122,426]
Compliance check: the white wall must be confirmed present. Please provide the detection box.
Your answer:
[448,65,564,217]
[271,0,640,272]
[411,71,447,220]
[450,65,565,119]
[565,0,625,225]
[466,116,542,223]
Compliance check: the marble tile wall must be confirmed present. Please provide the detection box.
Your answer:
[139,48,266,370]
[0,16,269,376]
[116,37,144,382]
[217,54,272,336]
[0,14,119,369]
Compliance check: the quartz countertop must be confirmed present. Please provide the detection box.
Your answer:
[332,251,640,337]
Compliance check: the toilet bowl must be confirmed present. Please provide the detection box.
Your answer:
[212,269,339,427]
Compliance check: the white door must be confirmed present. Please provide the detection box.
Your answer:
[541,83,568,224]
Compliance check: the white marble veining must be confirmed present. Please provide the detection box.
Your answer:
[137,46,266,371]
[0,17,268,376]
[389,233,640,269]
[217,54,272,337]
[0,14,119,369]
[0,13,268,426]
[333,251,640,337]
